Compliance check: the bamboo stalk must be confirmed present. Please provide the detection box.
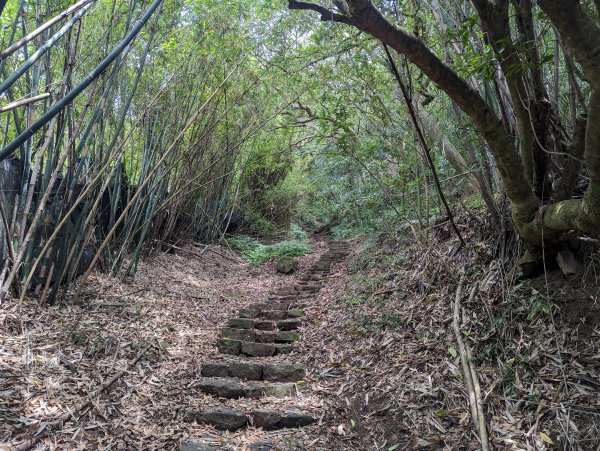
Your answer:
[0,0,94,61]
[0,93,50,113]
[72,58,243,300]
[0,0,164,161]
[452,278,490,451]
[16,83,170,303]
[0,3,93,96]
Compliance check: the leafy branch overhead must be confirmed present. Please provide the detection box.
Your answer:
[289,0,600,248]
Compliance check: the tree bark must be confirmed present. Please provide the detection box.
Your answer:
[555,115,586,201]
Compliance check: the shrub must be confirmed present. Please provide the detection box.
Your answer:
[227,234,311,265]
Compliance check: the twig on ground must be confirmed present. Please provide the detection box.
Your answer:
[370,286,402,298]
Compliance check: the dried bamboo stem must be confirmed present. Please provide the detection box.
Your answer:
[14,343,152,451]
[0,93,50,112]
[452,278,490,450]
[0,0,94,60]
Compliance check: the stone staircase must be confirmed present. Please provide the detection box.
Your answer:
[182,240,349,450]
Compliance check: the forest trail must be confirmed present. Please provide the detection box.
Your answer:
[183,240,350,450]
[4,226,600,450]
[1,237,358,450]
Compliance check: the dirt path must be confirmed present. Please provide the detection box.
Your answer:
[1,238,354,450]
[6,232,598,450]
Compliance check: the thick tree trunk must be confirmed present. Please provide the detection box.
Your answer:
[555,115,586,201]
[544,93,600,232]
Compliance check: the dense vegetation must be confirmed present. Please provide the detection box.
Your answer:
[3,1,600,449]
[0,0,598,300]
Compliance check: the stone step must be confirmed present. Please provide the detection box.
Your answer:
[258,309,304,320]
[248,301,295,310]
[270,301,308,309]
[296,284,323,291]
[186,407,317,431]
[249,318,302,331]
[262,363,306,382]
[300,275,325,281]
[185,407,247,431]
[181,442,273,451]
[253,320,276,331]
[201,361,262,380]
[239,305,305,319]
[261,310,289,321]
[251,409,317,430]
[274,287,318,295]
[278,291,315,297]
[277,319,302,330]
[273,294,313,301]
[255,330,301,343]
[220,326,301,342]
[238,308,262,319]
[287,308,304,318]
[227,317,254,329]
[248,442,274,451]
[220,327,256,341]
[180,442,222,451]
[265,299,308,308]
[217,338,294,356]
[197,378,298,399]
[201,361,306,382]
[312,262,331,271]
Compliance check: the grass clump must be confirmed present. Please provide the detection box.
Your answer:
[227,233,311,265]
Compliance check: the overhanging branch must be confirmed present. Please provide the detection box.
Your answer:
[288,0,352,24]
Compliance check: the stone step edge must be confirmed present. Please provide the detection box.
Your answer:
[226,317,302,331]
[181,441,273,451]
[185,407,318,431]
[200,361,305,382]
[238,308,304,320]
[197,378,300,399]
[220,328,301,344]
[217,338,295,357]
[246,302,308,311]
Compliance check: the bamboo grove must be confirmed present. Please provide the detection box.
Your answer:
[0,0,298,305]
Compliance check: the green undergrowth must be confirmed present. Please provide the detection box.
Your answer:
[227,226,312,265]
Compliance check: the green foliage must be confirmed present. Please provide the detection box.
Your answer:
[227,234,312,265]
[240,209,277,238]
[527,289,554,320]
[463,191,488,211]
[287,223,308,241]
[237,131,301,237]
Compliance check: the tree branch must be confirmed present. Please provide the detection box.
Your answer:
[288,0,352,24]
[340,0,539,221]
[537,0,600,92]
